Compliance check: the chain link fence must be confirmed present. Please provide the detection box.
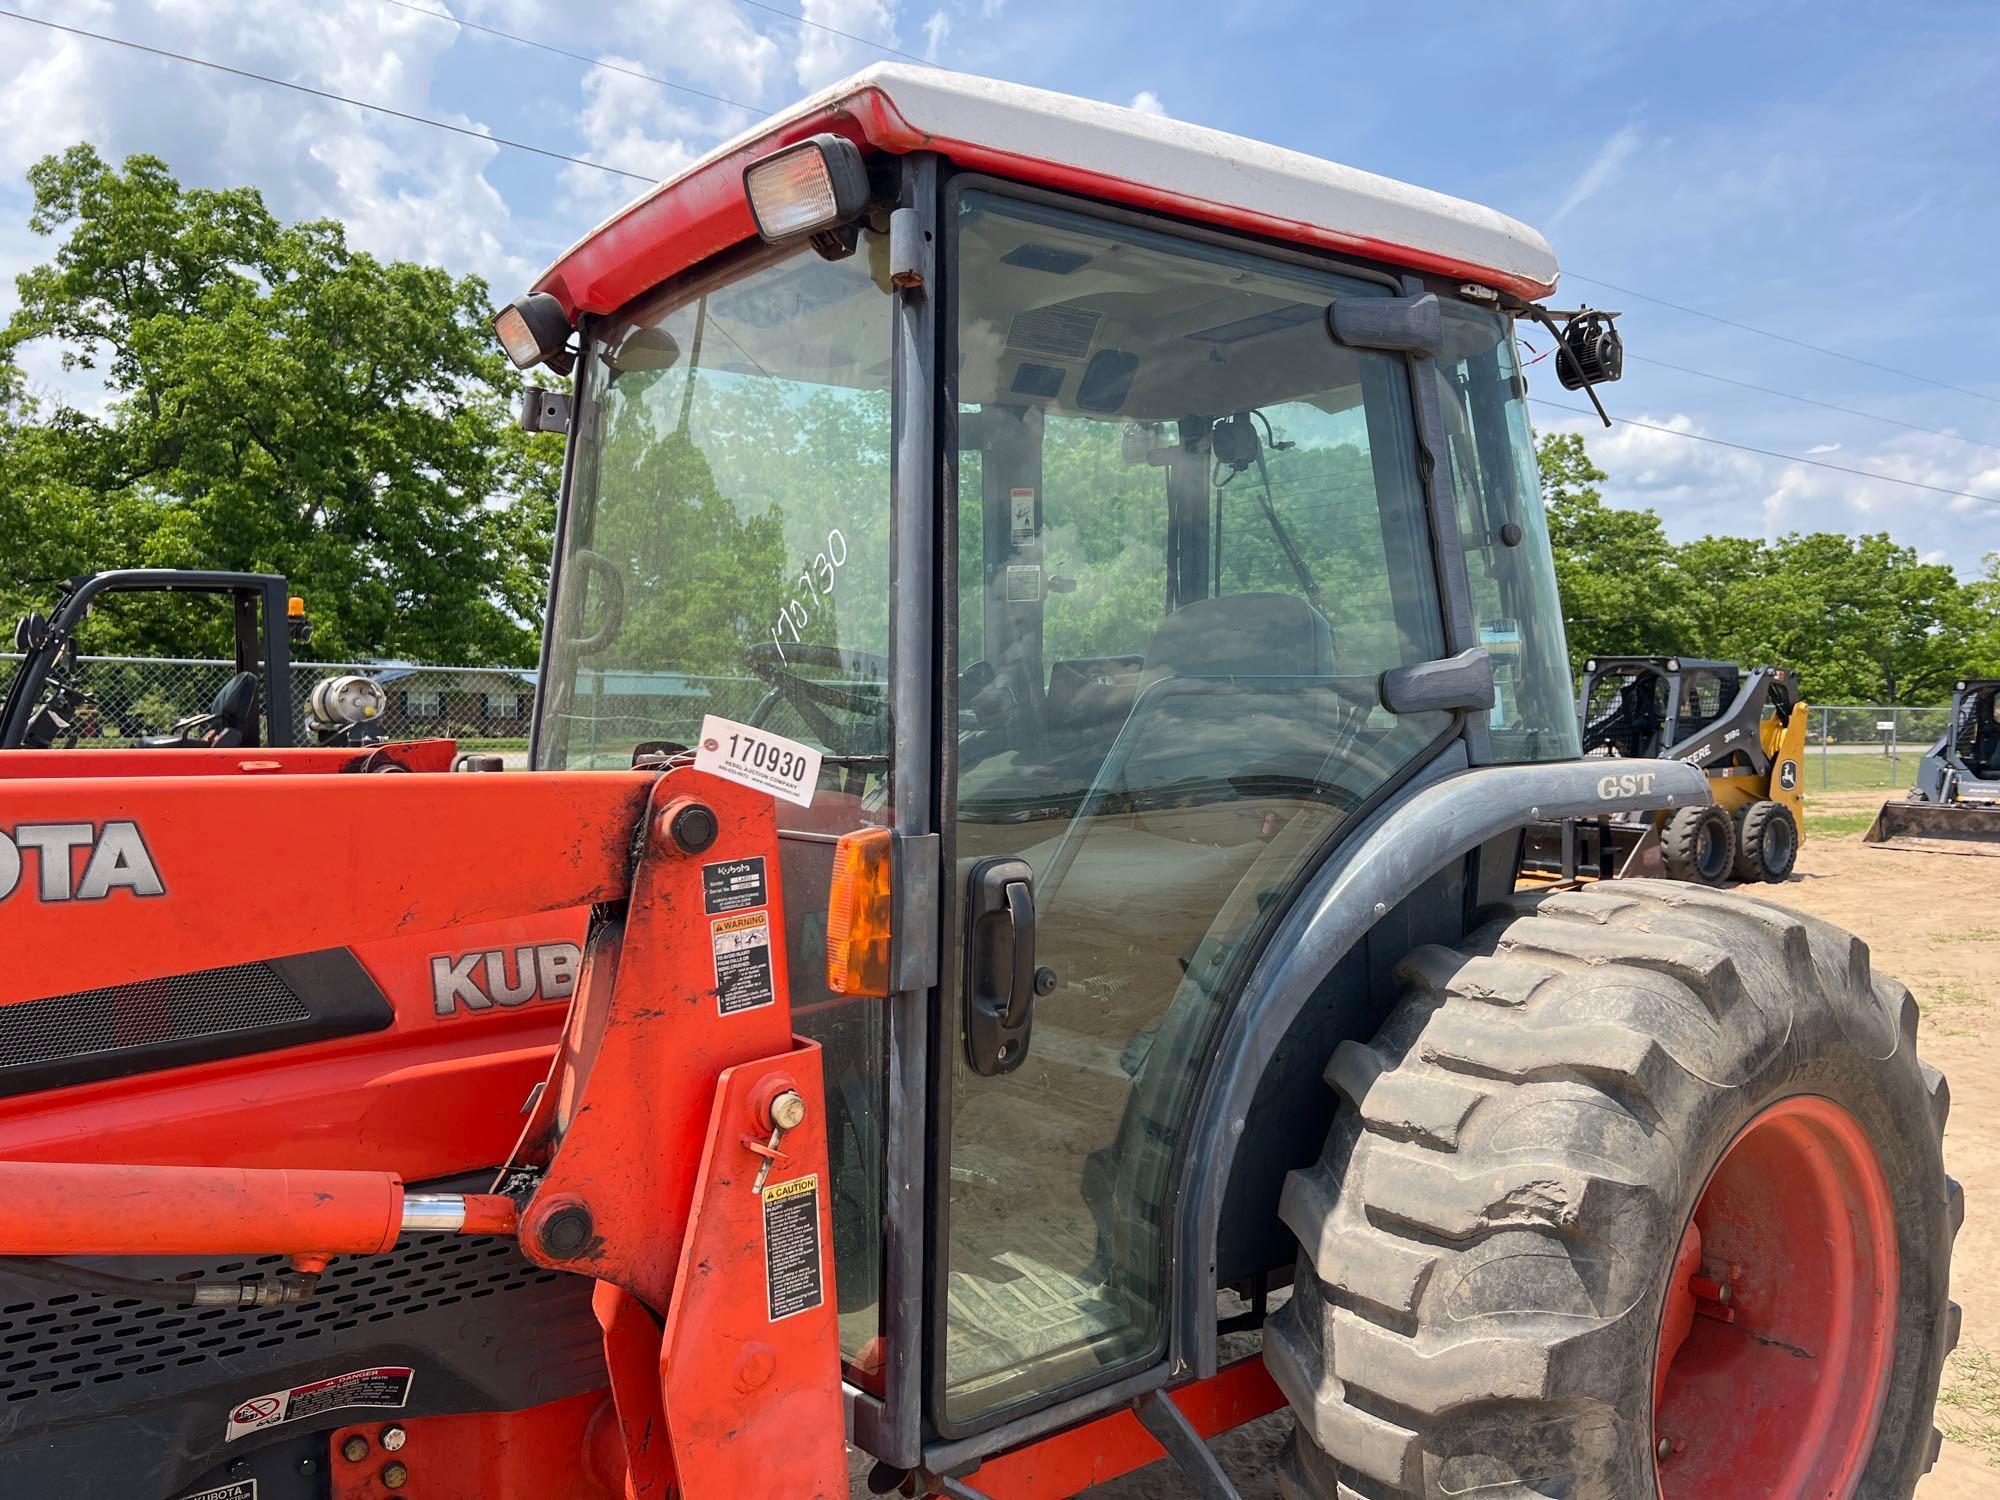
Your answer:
[1807,705,1954,791]
[0,653,773,758]
[3,654,1957,790]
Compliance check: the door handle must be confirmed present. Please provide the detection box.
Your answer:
[963,857,1038,1076]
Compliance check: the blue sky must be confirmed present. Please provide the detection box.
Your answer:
[4,0,1998,571]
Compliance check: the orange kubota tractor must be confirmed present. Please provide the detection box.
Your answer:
[0,66,1959,1500]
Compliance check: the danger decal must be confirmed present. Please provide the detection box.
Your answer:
[711,911,775,1015]
[224,1365,413,1442]
[762,1175,825,1321]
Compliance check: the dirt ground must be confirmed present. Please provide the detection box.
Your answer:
[858,790,2000,1496]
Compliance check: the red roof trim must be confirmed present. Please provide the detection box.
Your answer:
[533,85,1557,318]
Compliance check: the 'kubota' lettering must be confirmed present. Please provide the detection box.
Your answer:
[431,943,583,1016]
[0,820,164,903]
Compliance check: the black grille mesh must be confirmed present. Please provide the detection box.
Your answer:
[0,962,309,1071]
[0,1235,565,1408]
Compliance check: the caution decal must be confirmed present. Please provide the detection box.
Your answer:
[762,1174,824,1321]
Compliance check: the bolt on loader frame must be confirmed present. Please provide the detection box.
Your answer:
[0,64,1959,1500]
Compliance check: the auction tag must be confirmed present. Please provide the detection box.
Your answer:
[224,1365,412,1441]
[693,714,821,807]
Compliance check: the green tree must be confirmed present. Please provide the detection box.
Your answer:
[1966,552,2000,678]
[0,144,558,663]
[1538,432,1692,671]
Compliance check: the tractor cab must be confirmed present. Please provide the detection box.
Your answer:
[0,63,1954,1500]
[506,64,1602,1459]
[1,570,306,750]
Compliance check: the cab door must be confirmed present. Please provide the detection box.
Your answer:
[933,184,1456,1431]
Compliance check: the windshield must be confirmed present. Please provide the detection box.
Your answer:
[536,233,899,1373]
[537,235,895,772]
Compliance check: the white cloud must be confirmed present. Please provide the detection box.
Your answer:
[795,0,899,92]
[1550,123,1641,227]
[1129,89,1166,116]
[557,57,719,222]
[922,9,951,62]
[1539,405,2000,573]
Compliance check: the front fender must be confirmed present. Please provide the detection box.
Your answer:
[1171,754,1709,1372]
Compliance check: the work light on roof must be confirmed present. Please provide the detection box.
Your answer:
[744,134,870,243]
[491,291,574,375]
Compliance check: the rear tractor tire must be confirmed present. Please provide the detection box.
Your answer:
[1661,803,1735,885]
[1267,879,1958,1500]
[1734,798,1800,883]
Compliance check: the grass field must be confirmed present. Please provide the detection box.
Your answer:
[1807,749,1927,791]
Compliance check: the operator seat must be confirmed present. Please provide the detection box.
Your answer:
[139,671,260,748]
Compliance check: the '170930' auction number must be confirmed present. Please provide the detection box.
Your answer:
[726,731,807,783]
[769,527,848,661]
[692,713,823,808]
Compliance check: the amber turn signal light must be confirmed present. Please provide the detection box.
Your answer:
[826,827,892,998]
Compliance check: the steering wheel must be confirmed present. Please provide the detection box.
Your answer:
[744,641,888,756]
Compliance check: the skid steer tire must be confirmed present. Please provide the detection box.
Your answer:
[1735,798,1800,883]
[1266,879,1957,1500]
[1660,803,1734,884]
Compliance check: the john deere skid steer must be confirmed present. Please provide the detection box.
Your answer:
[1867,677,2000,850]
[1525,655,1809,885]
[0,66,1956,1500]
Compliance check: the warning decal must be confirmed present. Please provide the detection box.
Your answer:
[711,910,775,1015]
[181,1484,256,1500]
[224,1365,413,1442]
[701,855,767,915]
[762,1174,825,1321]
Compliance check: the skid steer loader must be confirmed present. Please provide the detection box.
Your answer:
[1866,677,2000,850]
[0,65,1957,1500]
[1524,656,1808,885]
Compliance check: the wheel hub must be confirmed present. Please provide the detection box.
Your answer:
[1653,1096,1898,1498]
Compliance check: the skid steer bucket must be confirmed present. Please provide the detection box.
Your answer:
[1864,796,2000,853]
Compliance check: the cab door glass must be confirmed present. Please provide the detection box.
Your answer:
[943,188,1450,1425]
[1435,302,1582,760]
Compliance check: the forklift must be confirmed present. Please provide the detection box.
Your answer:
[3,569,387,750]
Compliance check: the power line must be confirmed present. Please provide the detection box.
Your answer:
[386,0,928,84]
[0,8,655,182]
[1565,272,2000,409]
[1625,353,2000,457]
[376,0,763,119]
[1530,399,2000,510]
[731,0,931,66]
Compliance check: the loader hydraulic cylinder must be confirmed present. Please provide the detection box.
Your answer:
[0,1161,516,1255]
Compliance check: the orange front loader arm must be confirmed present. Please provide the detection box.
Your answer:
[0,764,847,1500]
